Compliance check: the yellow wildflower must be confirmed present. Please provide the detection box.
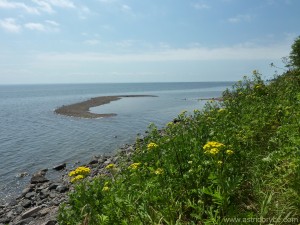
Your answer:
[128,162,141,170]
[218,108,226,113]
[217,161,223,165]
[203,141,224,150]
[68,171,76,177]
[102,186,109,192]
[147,142,158,150]
[71,175,84,183]
[226,150,234,155]
[154,168,164,175]
[105,164,116,169]
[69,166,90,177]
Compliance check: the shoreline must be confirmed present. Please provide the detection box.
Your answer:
[0,140,141,225]
[0,96,217,224]
[54,95,157,118]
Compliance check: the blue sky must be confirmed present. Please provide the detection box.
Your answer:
[0,0,299,84]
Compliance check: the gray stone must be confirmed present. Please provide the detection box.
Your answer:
[25,192,35,199]
[49,192,57,198]
[15,206,23,214]
[39,207,51,217]
[56,185,68,193]
[42,220,57,225]
[21,206,41,219]
[40,189,49,199]
[88,159,98,165]
[22,187,33,196]
[6,210,14,218]
[30,171,49,184]
[9,199,18,206]
[22,199,31,208]
[48,183,59,191]
[0,217,10,223]
[16,172,29,178]
[52,163,66,171]
[15,217,33,225]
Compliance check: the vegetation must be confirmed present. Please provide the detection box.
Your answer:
[289,36,300,69]
[58,41,300,224]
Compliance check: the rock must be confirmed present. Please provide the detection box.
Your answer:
[49,192,57,198]
[16,172,29,178]
[22,187,33,196]
[9,199,18,206]
[6,210,14,218]
[25,192,35,199]
[42,220,57,225]
[56,185,68,193]
[52,163,66,171]
[48,183,59,191]
[88,159,98,165]
[15,206,23,214]
[39,207,51,217]
[22,199,31,208]
[15,217,34,225]
[0,217,10,223]
[30,171,49,184]
[103,158,112,165]
[21,206,41,219]
[39,189,49,199]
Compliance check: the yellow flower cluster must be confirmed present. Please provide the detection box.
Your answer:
[203,141,225,155]
[102,181,109,192]
[226,150,234,155]
[154,168,163,175]
[203,142,234,157]
[128,162,141,170]
[68,166,91,177]
[70,175,84,183]
[105,163,116,169]
[218,108,226,113]
[147,142,158,150]
[68,166,91,183]
[102,186,109,191]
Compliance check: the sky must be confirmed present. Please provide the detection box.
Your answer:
[0,0,299,84]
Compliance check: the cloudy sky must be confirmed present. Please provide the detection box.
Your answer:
[0,0,299,84]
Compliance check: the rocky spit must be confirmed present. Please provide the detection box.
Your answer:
[54,95,157,118]
[0,143,137,225]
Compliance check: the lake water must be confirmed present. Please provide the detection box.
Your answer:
[0,82,233,203]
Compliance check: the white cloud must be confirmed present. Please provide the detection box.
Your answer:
[24,20,60,32]
[228,14,254,23]
[37,41,290,63]
[24,22,45,31]
[45,20,59,26]
[45,0,75,8]
[0,0,39,14]
[192,3,210,9]
[0,18,21,33]
[31,0,54,13]
[84,39,100,45]
[121,4,131,12]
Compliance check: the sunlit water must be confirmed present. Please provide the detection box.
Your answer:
[0,82,233,203]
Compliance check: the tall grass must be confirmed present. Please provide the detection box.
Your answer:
[58,69,300,224]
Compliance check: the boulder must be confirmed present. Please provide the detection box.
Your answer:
[21,206,41,219]
[30,171,49,184]
[52,163,66,171]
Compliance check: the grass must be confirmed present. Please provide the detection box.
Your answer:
[57,69,300,224]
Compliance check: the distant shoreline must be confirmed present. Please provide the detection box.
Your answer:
[54,95,157,118]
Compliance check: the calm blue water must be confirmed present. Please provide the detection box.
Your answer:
[0,82,233,203]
